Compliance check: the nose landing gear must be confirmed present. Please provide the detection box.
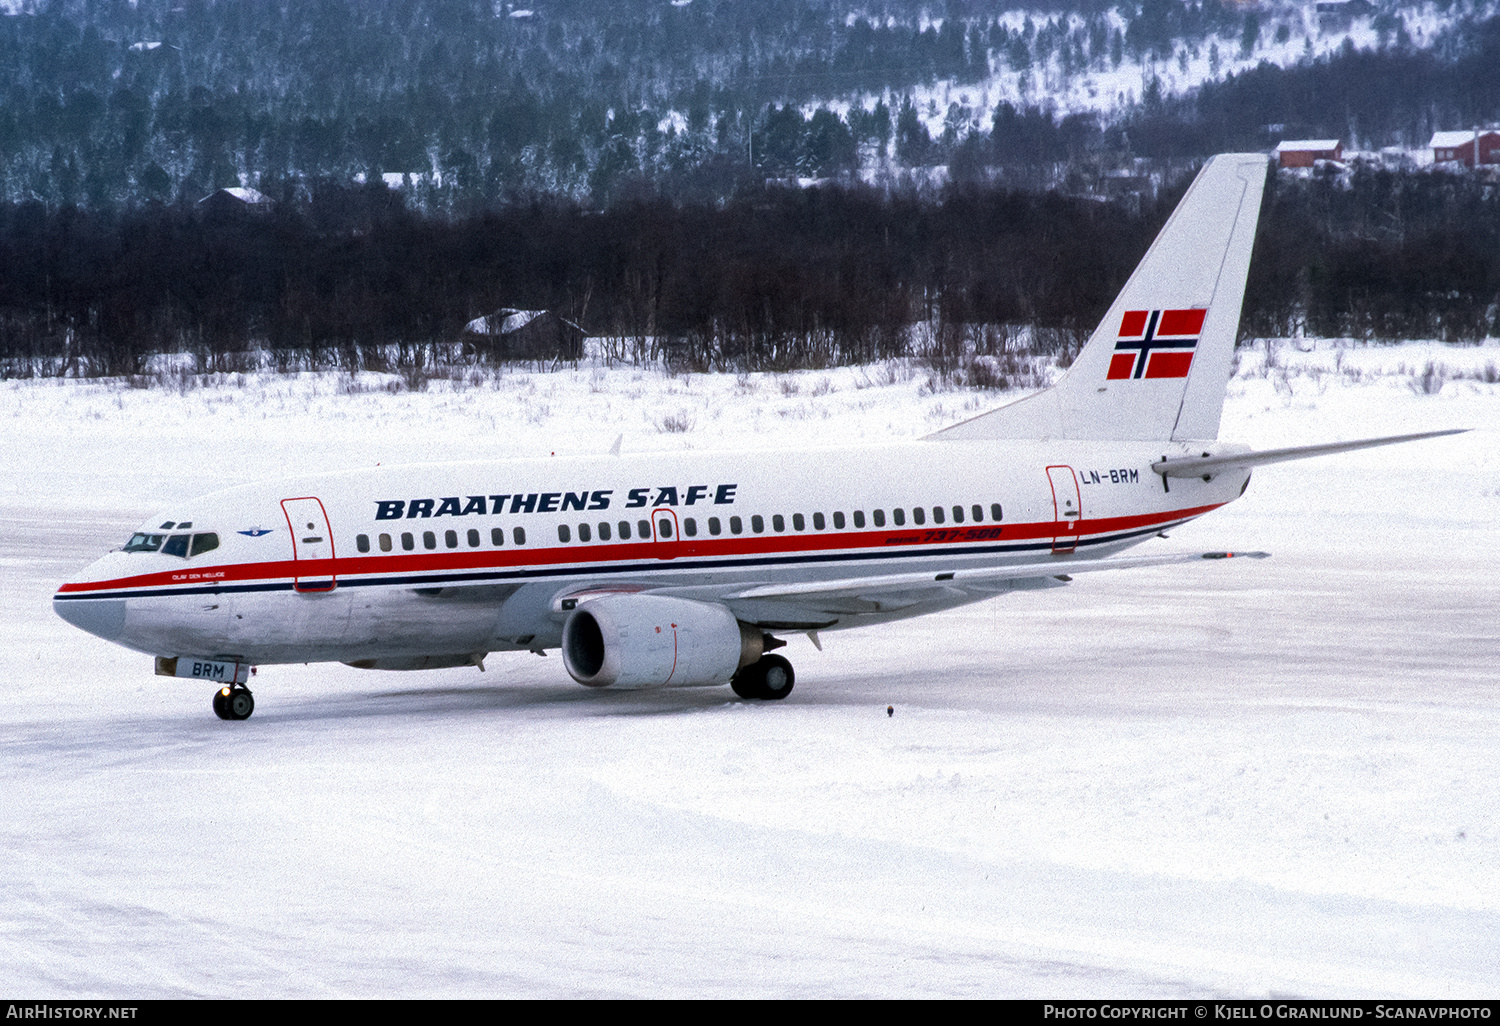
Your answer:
[731,653,795,700]
[212,685,255,721]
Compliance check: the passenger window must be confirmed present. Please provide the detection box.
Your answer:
[730,516,742,534]
[752,515,764,534]
[356,534,370,553]
[932,507,944,524]
[773,514,785,532]
[991,503,1003,521]
[618,521,631,540]
[162,534,190,557]
[952,506,964,523]
[637,520,650,538]
[513,527,526,545]
[853,511,865,528]
[912,507,925,525]
[468,529,481,547]
[190,533,219,557]
[832,512,844,529]
[445,530,458,549]
[579,523,591,542]
[598,522,611,541]
[558,525,571,543]
[813,512,825,530]
[972,504,984,522]
[423,531,437,550]
[792,513,805,531]
[380,533,393,552]
[657,518,673,539]
[402,532,415,551]
[708,517,721,536]
[684,518,697,537]
[873,509,885,527]
[491,528,504,546]
[892,509,904,526]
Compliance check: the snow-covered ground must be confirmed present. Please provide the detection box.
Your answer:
[2,340,1497,997]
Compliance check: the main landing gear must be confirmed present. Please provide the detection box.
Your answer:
[731,654,795,701]
[212,685,255,721]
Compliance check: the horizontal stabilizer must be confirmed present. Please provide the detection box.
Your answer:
[1152,429,1468,479]
[713,550,1269,604]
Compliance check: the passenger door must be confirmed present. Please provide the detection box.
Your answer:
[280,496,337,591]
[1046,466,1082,554]
[651,507,680,560]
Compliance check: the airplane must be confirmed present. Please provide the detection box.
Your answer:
[54,153,1463,720]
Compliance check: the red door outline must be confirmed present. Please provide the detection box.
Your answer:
[1046,466,1082,554]
[651,507,680,560]
[280,496,337,592]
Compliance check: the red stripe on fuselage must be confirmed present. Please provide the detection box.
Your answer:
[55,504,1224,596]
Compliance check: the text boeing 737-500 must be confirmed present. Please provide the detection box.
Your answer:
[54,154,1463,720]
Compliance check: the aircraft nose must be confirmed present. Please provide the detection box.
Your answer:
[53,592,127,641]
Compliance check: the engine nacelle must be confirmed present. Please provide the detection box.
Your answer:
[561,594,762,689]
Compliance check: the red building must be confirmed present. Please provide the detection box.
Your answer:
[1430,130,1500,167]
[1275,140,1343,168]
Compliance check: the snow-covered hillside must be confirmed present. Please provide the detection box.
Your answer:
[2,342,1497,996]
[810,1,1487,157]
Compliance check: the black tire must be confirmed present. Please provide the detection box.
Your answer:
[226,688,255,720]
[758,654,794,700]
[731,655,794,700]
[730,661,765,699]
[212,687,231,720]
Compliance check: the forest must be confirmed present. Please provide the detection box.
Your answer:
[1,0,1498,367]
[1,162,1495,379]
[2,0,1499,208]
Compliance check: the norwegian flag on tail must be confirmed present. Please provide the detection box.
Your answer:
[1107,308,1207,380]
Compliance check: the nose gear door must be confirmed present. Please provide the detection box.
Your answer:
[281,497,337,592]
[1046,466,1082,554]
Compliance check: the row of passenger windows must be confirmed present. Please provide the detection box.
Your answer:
[353,503,1002,553]
[357,527,529,553]
[563,501,1002,541]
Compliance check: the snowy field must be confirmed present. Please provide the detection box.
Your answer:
[2,340,1498,997]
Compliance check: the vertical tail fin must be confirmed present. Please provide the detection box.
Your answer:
[930,153,1269,443]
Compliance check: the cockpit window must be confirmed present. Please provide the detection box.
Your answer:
[125,531,218,557]
[160,522,175,529]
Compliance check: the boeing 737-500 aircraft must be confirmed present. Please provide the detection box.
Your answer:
[54,154,1461,719]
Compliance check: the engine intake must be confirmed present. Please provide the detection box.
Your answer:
[561,594,762,689]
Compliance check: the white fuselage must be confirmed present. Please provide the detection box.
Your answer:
[54,437,1249,669]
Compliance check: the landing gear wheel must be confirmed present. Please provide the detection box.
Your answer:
[730,654,795,700]
[758,654,794,700]
[214,686,255,721]
[730,665,761,699]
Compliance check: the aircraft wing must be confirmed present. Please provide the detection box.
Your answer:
[638,552,1269,627]
[1152,429,1468,479]
[713,550,1269,604]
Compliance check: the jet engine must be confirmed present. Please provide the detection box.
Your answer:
[561,594,763,688]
